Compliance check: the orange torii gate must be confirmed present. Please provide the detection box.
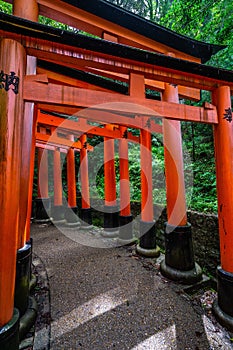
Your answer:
[36,110,141,230]
[1,0,233,347]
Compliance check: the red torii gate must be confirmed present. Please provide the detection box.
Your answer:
[1,0,233,347]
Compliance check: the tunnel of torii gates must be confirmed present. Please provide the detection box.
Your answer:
[1,0,233,347]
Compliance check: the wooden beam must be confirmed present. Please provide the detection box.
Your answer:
[38,112,122,138]
[88,68,200,101]
[37,104,162,134]
[36,132,84,149]
[1,27,231,92]
[37,67,119,92]
[24,80,218,123]
[37,111,142,141]
[25,46,227,92]
[27,47,209,91]
[37,0,201,63]
[36,141,68,153]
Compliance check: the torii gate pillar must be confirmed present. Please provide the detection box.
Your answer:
[136,127,160,257]
[0,38,26,349]
[118,126,135,244]
[79,134,92,229]
[212,86,233,331]
[102,125,119,237]
[35,146,51,223]
[52,147,66,225]
[160,81,202,284]
[128,73,159,257]
[65,135,79,227]
[13,0,38,331]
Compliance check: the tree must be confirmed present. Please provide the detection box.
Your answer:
[106,0,173,22]
[160,0,233,69]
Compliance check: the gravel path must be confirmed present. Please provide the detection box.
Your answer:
[28,223,233,350]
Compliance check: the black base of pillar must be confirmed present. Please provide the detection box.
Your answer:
[118,215,136,245]
[136,220,160,257]
[14,242,32,316]
[34,198,51,224]
[102,205,119,237]
[160,223,202,284]
[80,208,93,229]
[27,238,33,280]
[164,223,195,270]
[160,260,202,284]
[19,296,38,341]
[51,205,66,225]
[0,308,20,350]
[65,206,80,227]
[212,267,233,331]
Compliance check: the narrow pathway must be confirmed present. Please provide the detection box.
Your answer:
[30,223,232,350]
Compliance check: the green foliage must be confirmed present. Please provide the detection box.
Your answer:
[39,16,72,31]
[160,0,233,69]
[181,122,217,213]
[106,0,173,21]
[158,0,232,213]
[0,0,12,13]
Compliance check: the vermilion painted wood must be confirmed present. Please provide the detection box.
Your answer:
[213,86,233,273]
[140,128,154,222]
[79,134,91,209]
[36,142,68,153]
[37,0,201,62]
[0,15,232,92]
[0,38,26,327]
[104,125,117,206]
[23,81,218,124]
[37,132,49,199]
[37,67,118,93]
[17,57,38,249]
[37,114,141,142]
[24,47,231,92]
[13,0,39,247]
[53,147,63,206]
[37,111,122,138]
[129,73,154,222]
[162,82,187,226]
[88,68,200,101]
[67,135,77,208]
[36,132,82,150]
[25,106,38,242]
[37,108,162,135]
[119,126,131,216]
[13,0,39,21]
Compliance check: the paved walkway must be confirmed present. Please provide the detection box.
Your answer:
[29,223,233,350]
